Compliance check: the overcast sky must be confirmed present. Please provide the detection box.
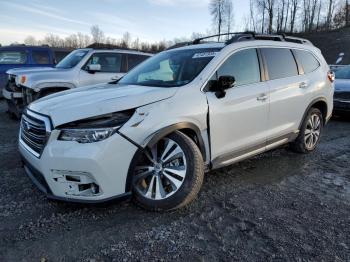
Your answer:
[0,0,250,45]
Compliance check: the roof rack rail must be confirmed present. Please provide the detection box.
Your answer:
[193,32,256,45]
[166,32,313,51]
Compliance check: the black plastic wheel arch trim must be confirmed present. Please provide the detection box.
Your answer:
[124,122,207,192]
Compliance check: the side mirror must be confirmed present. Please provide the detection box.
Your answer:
[219,75,235,89]
[86,64,101,74]
[207,75,235,98]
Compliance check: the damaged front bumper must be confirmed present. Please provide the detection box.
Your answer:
[3,77,34,118]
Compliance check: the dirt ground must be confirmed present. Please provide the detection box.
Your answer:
[0,99,349,262]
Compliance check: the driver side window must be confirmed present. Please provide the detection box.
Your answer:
[217,49,261,86]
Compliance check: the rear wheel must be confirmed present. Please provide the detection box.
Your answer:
[132,131,204,211]
[290,108,323,153]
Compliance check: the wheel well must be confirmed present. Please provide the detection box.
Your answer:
[38,87,70,97]
[178,128,206,161]
[311,100,327,122]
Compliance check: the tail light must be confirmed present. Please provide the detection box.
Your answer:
[328,70,335,83]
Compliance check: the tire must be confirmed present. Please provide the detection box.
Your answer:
[290,108,323,153]
[132,131,204,211]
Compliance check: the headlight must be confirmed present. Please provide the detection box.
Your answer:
[59,127,118,143]
[57,110,135,143]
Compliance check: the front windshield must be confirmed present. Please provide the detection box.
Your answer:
[335,66,350,79]
[55,50,89,69]
[119,48,221,87]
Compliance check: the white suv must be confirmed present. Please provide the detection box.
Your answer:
[19,33,334,211]
[3,48,151,118]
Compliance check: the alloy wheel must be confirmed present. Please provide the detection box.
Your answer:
[304,113,321,150]
[133,138,187,200]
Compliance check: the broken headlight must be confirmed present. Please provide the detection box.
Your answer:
[58,110,134,143]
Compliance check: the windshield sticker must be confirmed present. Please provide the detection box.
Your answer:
[192,52,218,59]
[75,52,86,57]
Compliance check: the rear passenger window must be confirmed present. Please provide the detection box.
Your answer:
[128,55,149,71]
[32,51,50,64]
[216,48,261,86]
[262,48,298,80]
[294,50,320,74]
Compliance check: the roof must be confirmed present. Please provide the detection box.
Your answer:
[80,48,152,56]
[166,32,314,52]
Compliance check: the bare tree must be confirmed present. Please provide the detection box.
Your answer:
[121,32,131,48]
[346,0,350,26]
[24,36,37,46]
[209,0,226,40]
[326,0,336,29]
[290,0,299,33]
[90,25,105,44]
[225,0,234,36]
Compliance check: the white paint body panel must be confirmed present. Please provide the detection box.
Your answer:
[21,40,333,201]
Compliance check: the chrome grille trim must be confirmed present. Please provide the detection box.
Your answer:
[19,110,52,158]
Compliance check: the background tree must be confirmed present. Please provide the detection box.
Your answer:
[90,25,105,44]
[209,0,226,40]
[24,36,37,46]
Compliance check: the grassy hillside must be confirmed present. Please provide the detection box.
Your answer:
[297,27,350,65]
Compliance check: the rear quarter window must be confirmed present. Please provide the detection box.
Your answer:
[0,50,27,64]
[261,48,298,80]
[293,50,320,74]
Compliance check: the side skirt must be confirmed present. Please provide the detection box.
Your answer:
[211,131,299,169]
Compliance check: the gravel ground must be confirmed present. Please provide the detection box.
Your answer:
[0,99,349,262]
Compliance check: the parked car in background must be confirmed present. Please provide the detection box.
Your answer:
[3,48,152,118]
[18,33,334,211]
[0,45,71,98]
[333,65,350,115]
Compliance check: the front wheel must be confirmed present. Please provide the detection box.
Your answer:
[132,131,204,211]
[290,108,323,153]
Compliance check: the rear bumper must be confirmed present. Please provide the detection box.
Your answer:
[334,99,350,113]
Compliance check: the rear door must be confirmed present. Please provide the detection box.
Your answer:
[261,47,308,141]
[78,52,125,86]
[206,48,270,166]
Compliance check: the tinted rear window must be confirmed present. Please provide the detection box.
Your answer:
[262,48,298,80]
[128,54,149,71]
[293,50,320,74]
[54,51,70,63]
[32,50,50,64]
[0,51,26,64]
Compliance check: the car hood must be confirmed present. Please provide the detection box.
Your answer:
[7,67,56,75]
[28,84,178,127]
[335,79,350,92]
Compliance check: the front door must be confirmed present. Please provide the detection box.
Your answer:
[206,48,269,167]
[78,52,125,86]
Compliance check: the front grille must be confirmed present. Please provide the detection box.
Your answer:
[334,91,350,101]
[5,75,20,92]
[20,111,50,157]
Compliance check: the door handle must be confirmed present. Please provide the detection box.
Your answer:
[257,94,268,102]
[299,82,308,89]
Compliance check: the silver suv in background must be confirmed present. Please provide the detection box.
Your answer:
[3,48,152,118]
[19,33,334,211]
